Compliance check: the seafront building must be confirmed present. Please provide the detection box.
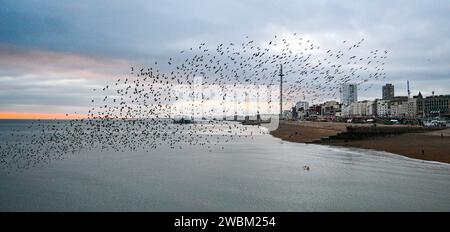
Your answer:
[290,82,449,123]
[295,101,309,112]
[382,84,395,100]
[321,101,340,116]
[294,101,310,120]
[376,99,390,117]
[341,100,375,117]
[306,104,322,118]
[423,95,450,117]
[414,92,424,117]
[407,97,418,117]
[389,96,409,117]
[340,83,358,106]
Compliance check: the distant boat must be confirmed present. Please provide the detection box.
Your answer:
[172,117,194,124]
[241,117,271,125]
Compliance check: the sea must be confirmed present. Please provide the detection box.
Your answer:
[0,120,449,211]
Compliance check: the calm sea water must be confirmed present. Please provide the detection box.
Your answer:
[0,120,449,211]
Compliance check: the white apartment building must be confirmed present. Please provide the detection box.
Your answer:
[342,100,375,117]
[407,98,417,117]
[376,99,390,117]
[390,97,409,117]
[295,101,309,111]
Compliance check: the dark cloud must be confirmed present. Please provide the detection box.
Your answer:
[0,0,449,113]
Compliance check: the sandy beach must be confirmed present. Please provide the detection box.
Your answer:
[270,121,450,164]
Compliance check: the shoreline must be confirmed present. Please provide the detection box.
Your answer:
[270,121,450,164]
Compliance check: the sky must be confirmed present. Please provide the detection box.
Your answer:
[1,0,450,118]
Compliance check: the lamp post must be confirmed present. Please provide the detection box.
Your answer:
[279,64,284,119]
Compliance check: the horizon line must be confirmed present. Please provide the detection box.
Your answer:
[0,112,85,120]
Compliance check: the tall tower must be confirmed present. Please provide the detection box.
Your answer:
[382,83,394,100]
[233,88,237,121]
[340,83,357,106]
[279,64,284,118]
[407,80,410,98]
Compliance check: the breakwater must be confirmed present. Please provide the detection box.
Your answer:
[318,126,442,142]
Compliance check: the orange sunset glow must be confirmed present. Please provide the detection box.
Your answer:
[0,112,85,120]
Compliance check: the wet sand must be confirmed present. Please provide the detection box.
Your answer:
[270,121,450,164]
[270,121,347,143]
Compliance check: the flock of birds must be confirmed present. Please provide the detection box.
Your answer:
[0,34,389,170]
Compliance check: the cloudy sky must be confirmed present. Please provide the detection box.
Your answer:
[1,0,449,118]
